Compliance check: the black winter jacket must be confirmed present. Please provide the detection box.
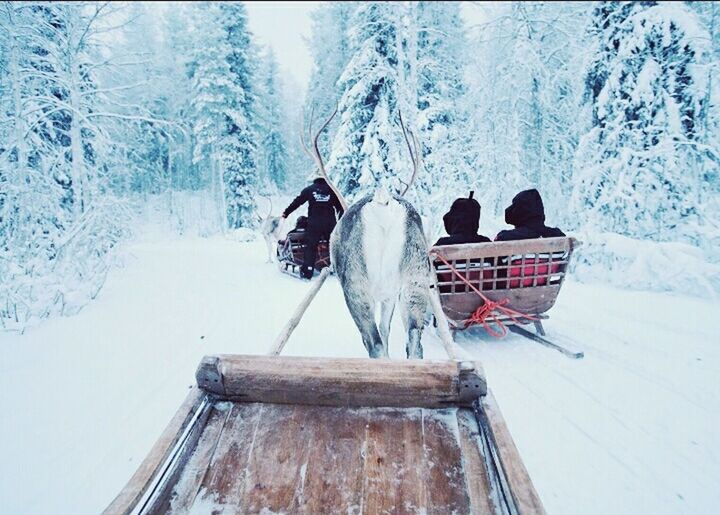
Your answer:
[283,178,344,232]
[435,193,491,246]
[495,189,565,241]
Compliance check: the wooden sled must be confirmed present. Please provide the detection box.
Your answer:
[276,233,330,278]
[105,355,545,514]
[432,237,583,358]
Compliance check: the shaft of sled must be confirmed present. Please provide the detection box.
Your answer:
[428,284,459,361]
[269,267,332,356]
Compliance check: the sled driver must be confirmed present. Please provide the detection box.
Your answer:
[281,172,344,279]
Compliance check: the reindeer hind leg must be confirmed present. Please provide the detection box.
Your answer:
[400,286,427,359]
[378,298,396,349]
[342,283,386,358]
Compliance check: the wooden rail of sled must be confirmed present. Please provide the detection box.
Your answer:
[435,236,578,260]
[196,354,487,408]
[479,391,547,515]
[103,386,206,515]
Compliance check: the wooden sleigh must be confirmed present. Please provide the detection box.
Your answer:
[106,268,546,514]
[106,243,553,515]
[431,237,583,358]
[276,233,331,277]
[105,354,545,515]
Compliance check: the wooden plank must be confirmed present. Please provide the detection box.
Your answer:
[431,237,577,261]
[439,285,563,322]
[189,403,265,508]
[123,401,528,514]
[196,355,487,408]
[103,386,206,515]
[362,408,429,513]
[149,402,231,513]
[456,409,497,514]
[295,406,367,513]
[421,409,474,512]
[238,404,317,513]
[481,391,546,515]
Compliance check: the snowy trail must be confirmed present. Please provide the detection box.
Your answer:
[1,234,719,515]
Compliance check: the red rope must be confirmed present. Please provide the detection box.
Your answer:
[430,251,538,338]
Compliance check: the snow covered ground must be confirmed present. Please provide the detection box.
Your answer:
[1,232,719,515]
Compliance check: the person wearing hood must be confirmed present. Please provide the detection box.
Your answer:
[281,174,344,279]
[495,189,565,241]
[435,191,491,246]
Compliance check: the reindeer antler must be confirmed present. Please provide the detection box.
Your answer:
[398,110,421,197]
[301,104,348,211]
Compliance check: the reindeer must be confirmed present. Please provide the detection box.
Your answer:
[301,107,439,359]
[258,196,283,263]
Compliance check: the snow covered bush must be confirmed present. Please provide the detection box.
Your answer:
[571,232,720,299]
[0,198,131,331]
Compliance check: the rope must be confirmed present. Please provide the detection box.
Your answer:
[430,251,538,338]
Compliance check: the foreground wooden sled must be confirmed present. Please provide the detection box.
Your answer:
[105,355,545,515]
[432,237,583,358]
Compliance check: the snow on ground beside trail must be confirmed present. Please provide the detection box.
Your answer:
[1,233,719,514]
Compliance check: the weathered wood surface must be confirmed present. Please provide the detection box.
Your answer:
[196,354,487,408]
[269,266,331,356]
[456,409,497,513]
[480,391,547,515]
[440,286,563,321]
[103,387,206,515]
[432,236,578,261]
[148,402,503,514]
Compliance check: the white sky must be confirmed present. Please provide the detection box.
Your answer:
[244,1,488,96]
[244,1,322,96]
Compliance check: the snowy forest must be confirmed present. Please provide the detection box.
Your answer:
[1,1,719,330]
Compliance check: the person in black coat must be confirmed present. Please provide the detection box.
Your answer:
[282,177,344,279]
[435,191,491,246]
[495,189,565,241]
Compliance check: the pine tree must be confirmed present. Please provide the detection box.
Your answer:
[256,49,290,191]
[572,1,714,243]
[304,3,355,169]
[189,2,258,230]
[328,3,411,198]
[467,2,589,222]
[412,1,474,228]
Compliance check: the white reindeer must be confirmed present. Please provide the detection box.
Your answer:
[302,108,450,359]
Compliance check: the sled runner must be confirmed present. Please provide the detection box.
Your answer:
[276,234,330,277]
[431,237,583,358]
[105,355,545,515]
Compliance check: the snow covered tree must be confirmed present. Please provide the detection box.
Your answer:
[189,2,258,230]
[256,49,290,191]
[328,2,413,198]
[304,2,355,171]
[411,1,475,229]
[0,2,144,328]
[280,75,312,192]
[467,2,590,222]
[572,1,715,243]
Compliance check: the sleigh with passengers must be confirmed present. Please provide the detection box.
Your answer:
[275,215,332,277]
[431,236,582,358]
